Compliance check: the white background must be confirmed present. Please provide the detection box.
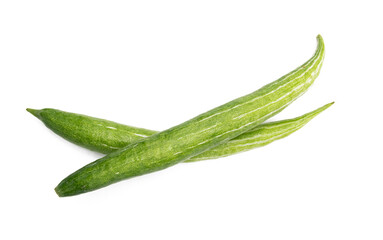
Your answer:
[1,0,382,239]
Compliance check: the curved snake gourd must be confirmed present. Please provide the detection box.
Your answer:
[27,102,332,162]
[55,35,325,197]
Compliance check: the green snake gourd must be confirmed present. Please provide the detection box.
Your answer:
[27,102,332,162]
[55,35,325,196]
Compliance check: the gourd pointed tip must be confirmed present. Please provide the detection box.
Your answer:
[305,102,334,119]
[321,101,335,110]
[26,108,42,119]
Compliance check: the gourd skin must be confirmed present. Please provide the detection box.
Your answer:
[55,35,325,197]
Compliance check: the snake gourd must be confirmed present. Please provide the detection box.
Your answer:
[27,102,332,162]
[54,35,325,197]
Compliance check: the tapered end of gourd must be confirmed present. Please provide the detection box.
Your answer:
[55,176,86,197]
[26,108,42,120]
[300,101,334,122]
[55,182,72,197]
[320,101,334,111]
[55,186,65,197]
[321,101,334,111]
